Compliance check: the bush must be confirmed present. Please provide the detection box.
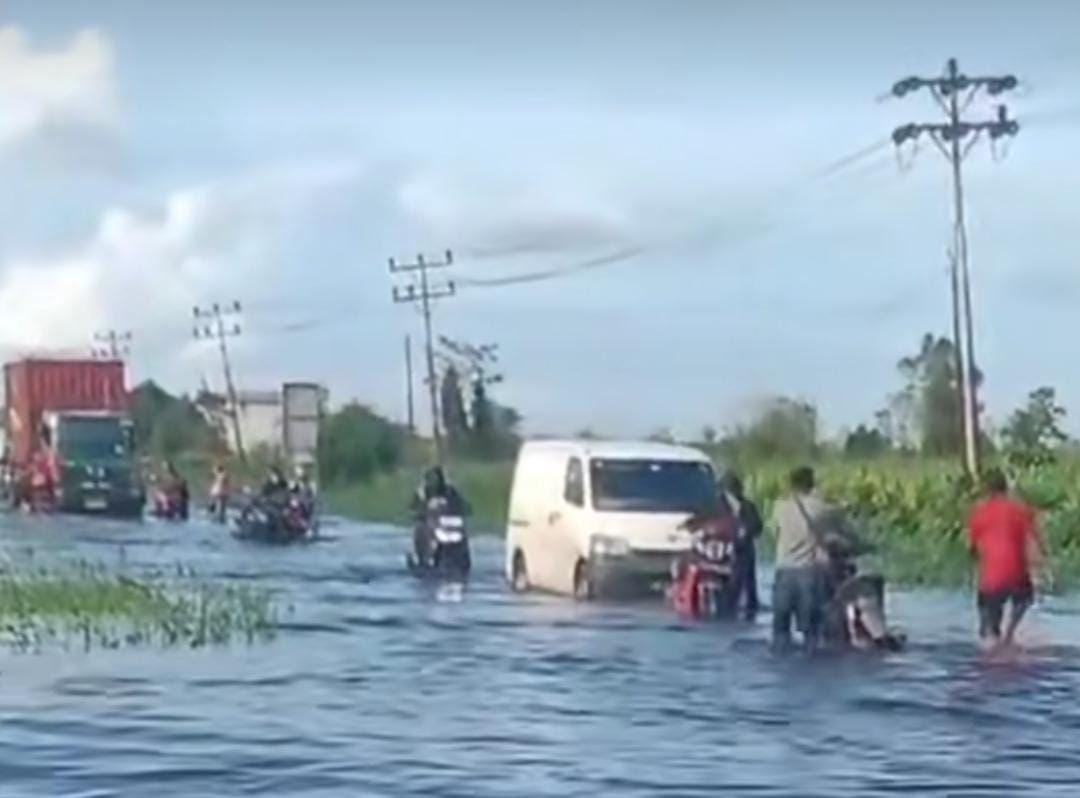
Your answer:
[317,403,407,485]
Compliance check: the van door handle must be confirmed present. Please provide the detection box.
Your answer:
[509,518,530,528]
[547,511,561,525]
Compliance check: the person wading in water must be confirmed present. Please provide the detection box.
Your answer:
[967,468,1049,651]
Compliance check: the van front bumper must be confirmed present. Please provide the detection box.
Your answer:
[587,550,680,598]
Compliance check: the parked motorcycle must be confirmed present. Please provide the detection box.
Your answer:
[670,513,736,619]
[823,538,906,651]
[233,495,313,544]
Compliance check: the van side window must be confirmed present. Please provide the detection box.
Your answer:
[564,458,584,507]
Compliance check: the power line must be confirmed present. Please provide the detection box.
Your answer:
[390,250,455,464]
[91,329,131,360]
[890,57,1020,477]
[193,300,247,463]
[456,137,892,290]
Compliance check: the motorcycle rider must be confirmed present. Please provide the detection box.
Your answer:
[261,466,290,504]
[290,463,318,522]
[410,466,470,567]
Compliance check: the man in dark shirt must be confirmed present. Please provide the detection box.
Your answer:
[721,471,763,619]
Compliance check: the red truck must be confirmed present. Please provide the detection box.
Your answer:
[3,358,144,517]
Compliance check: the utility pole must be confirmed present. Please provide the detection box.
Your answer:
[193,301,247,463]
[947,247,965,454]
[390,250,455,464]
[92,329,131,360]
[890,58,1019,477]
[404,334,416,434]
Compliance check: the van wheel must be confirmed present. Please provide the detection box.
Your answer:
[573,560,594,601]
[511,551,530,593]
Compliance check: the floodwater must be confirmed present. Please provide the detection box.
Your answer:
[2,515,1079,797]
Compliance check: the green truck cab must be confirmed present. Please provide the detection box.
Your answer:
[45,411,145,517]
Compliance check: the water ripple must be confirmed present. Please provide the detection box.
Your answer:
[1,519,1079,796]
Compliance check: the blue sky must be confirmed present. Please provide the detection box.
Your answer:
[1,1,1079,438]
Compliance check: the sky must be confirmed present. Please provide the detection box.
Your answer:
[1,1,1079,439]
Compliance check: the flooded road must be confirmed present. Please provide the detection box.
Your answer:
[1,515,1079,796]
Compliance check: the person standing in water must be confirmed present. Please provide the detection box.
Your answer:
[721,471,763,619]
[209,463,231,524]
[968,469,1047,650]
[770,466,855,652]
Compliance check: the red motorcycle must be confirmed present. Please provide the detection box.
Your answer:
[670,512,736,619]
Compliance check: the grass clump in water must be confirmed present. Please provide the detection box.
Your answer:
[0,560,276,652]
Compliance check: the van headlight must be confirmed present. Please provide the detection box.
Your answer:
[590,534,631,558]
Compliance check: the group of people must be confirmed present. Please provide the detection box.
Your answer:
[673,471,765,619]
[769,464,1048,653]
[150,460,319,530]
[256,464,319,527]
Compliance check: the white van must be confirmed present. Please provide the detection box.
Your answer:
[505,439,718,599]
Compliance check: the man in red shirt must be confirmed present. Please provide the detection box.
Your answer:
[967,469,1046,649]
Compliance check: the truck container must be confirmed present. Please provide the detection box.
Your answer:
[3,358,143,517]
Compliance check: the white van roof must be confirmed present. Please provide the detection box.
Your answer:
[519,438,710,463]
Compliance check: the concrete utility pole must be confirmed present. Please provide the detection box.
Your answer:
[92,329,131,360]
[193,301,247,462]
[890,58,1020,477]
[946,247,965,456]
[390,250,455,464]
[404,334,416,434]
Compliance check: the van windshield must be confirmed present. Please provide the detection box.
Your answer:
[589,458,716,514]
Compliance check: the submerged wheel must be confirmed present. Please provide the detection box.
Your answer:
[573,560,594,602]
[511,551,530,593]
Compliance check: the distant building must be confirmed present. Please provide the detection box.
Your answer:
[196,383,327,458]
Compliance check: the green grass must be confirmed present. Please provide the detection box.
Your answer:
[0,560,277,652]
[323,460,514,531]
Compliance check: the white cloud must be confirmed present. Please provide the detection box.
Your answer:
[0,162,362,374]
[0,25,121,165]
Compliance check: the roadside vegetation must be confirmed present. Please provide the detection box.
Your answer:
[0,559,276,652]
[132,332,1080,589]
[320,333,1080,589]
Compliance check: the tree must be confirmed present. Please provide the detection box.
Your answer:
[722,396,818,462]
[129,381,224,458]
[468,380,521,459]
[701,425,718,445]
[844,424,890,458]
[895,333,981,456]
[440,365,470,449]
[438,335,521,459]
[317,403,407,485]
[1001,386,1068,466]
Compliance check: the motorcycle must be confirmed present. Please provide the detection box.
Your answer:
[233,494,314,544]
[823,538,905,652]
[670,513,736,619]
[150,488,188,521]
[407,500,471,580]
